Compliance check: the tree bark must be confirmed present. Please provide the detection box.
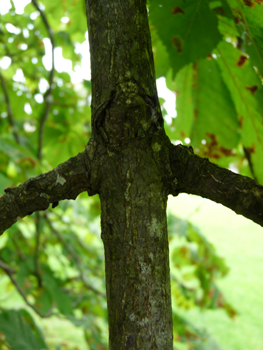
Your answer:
[2,144,263,235]
[0,152,89,234]
[1,0,263,348]
[85,0,174,348]
[169,144,263,225]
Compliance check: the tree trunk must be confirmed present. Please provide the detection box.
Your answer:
[85,0,174,348]
[2,2,263,347]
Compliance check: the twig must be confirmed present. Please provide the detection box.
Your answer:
[0,259,15,274]
[12,233,26,261]
[0,259,53,318]
[35,212,42,287]
[31,0,55,160]
[0,71,21,144]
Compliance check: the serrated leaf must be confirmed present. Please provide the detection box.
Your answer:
[149,0,223,76]
[234,1,263,75]
[171,57,239,158]
[216,40,263,183]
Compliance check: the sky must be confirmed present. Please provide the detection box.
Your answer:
[0,0,176,120]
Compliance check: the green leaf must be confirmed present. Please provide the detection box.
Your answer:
[210,0,234,18]
[216,40,263,182]
[149,0,223,76]
[17,261,32,295]
[54,31,71,46]
[34,289,53,314]
[83,79,91,90]
[0,309,48,350]
[150,28,171,78]
[191,57,239,150]
[170,57,239,159]
[170,64,194,140]
[40,0,87,43]
[41,267,73,315]
[0,173,12,193]
[234,1,263,75]
[217,14,239,38]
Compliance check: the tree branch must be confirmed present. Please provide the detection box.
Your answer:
[0,259,15,274]
[170,144,263,227]
[0,150,90,235]
[34,213,42,287]
[31,0,55,161]
[0,259,53,318]
[0,71,21,144]
[2,140,263,235]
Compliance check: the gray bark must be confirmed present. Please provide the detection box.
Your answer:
[1,1,263,349]
[85,0,174,348]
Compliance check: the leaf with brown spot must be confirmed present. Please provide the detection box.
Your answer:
[171,6,184,15]
[235,55,248,67]
[242,0,263,75]
[219,147,234,156]
[234,16,241,24]
[216,40,263,182]
[213,6,226,16]
[149,0,222,76]
[242,0,256,7]
[171,36,183,53]
[245,144,256,153]
[180,131,186,138]
[238,116,244,126]
[206,133,218,147]
[246,85,258,94]
[199,143,235,159]
[211,153,221,159]
[193,108,198,119]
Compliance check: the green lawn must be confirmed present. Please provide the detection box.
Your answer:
[168,194,263,350]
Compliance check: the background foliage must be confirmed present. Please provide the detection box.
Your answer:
[0,0,262,349]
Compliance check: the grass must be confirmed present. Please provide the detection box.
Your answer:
[168,194,263,350]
